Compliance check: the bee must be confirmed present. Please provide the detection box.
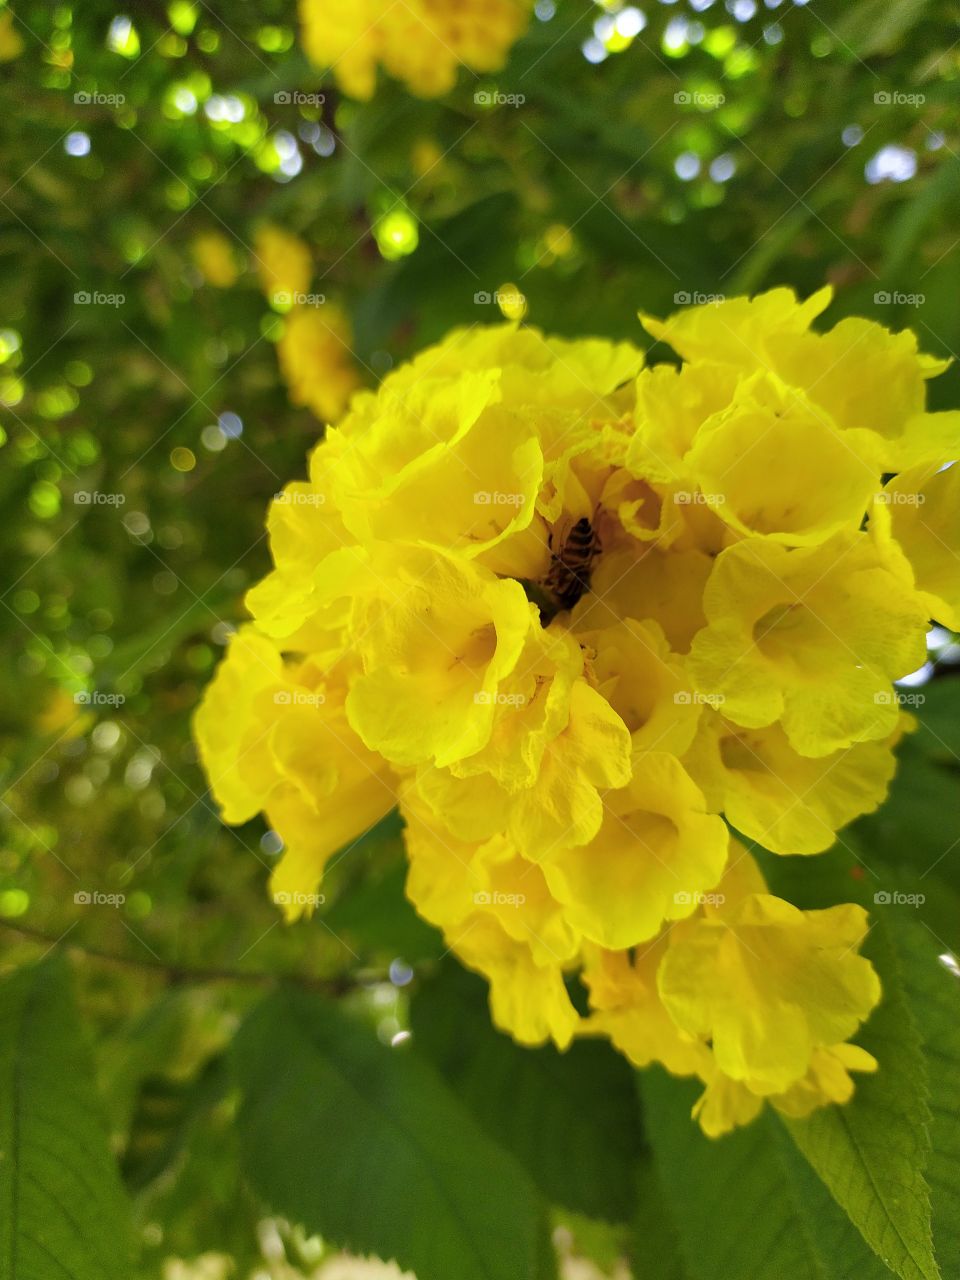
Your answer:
[544,513,601,612]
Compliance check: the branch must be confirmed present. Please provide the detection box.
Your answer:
[0,920,369,995]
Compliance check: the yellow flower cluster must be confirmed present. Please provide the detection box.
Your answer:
[298,0,533,99]
[195,289,960,1134]
[253,223,361,424]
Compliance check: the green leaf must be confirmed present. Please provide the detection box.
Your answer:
[232,989,556,1280]
[410,964,642,1222]
[785,918,940,1280]
[0,956,134,1280]
[630,1155,690,1280]
[885,917,960,1275]
[640,1068,894,1280]
[834,0,934,56]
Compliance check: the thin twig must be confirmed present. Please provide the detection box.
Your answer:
[0,920,367,995]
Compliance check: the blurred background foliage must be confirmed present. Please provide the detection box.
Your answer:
[2,0,960,1276]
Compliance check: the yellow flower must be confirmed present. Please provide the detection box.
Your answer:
[191,231,240,288]
[682,372,881,546]
[277,306,362,423]
[579,617,701,755]
[195,289,951,1134]
[345,546,533,768]
[659,892,880,1094]
[299,0,533,100]
[413,671,633,862]
[402,798,581,1048]
[582,939,712,1077]
[643,286,959,472]
[641,285,833,369]
[873,462,960,630]
[683,712,900,854]
[193,628,395,919]
[539,752,729,949]
[254,223,313,306]
[326,370,544,564]
[687,532,927,756]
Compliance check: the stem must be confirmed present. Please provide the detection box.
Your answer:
[0,920,365,995]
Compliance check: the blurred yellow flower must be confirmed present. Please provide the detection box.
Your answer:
[299,0,534,99]
[191,231,241,288]
[276,305,362,423]
[254,222,313,308]
[0,10,25,62]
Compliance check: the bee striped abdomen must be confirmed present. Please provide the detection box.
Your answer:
[545,516,600,611]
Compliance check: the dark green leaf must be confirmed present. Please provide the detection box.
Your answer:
[0,957,134,1280]
[410,964,642,1222]
[785,919,940,1280]
[232,989,556,1280]
[640,1067,895,1280]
